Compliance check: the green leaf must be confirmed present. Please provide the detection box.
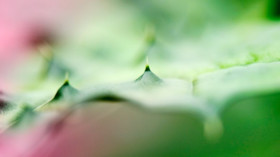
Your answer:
[76,65,222,141]
[36,77,78,110]
[8,105,37,130]
[194,62,280,110]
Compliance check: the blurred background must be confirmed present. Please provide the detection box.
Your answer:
[1,0,280,157]
[1,0,280,91]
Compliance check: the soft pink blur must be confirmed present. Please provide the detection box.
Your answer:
[0,0,89,90]
[0,122,104,157]
[0,107,108,157]
[0,0,70,60]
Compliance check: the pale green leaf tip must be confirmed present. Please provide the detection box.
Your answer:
[64,72,70,83]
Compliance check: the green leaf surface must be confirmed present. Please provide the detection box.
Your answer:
[2,0,280,156]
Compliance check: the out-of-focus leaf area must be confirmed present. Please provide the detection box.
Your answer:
[1,0,280,156]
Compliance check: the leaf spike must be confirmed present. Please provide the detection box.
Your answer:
[145,64,151,72]
[64,72,70,83]
[145,57,151,72]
